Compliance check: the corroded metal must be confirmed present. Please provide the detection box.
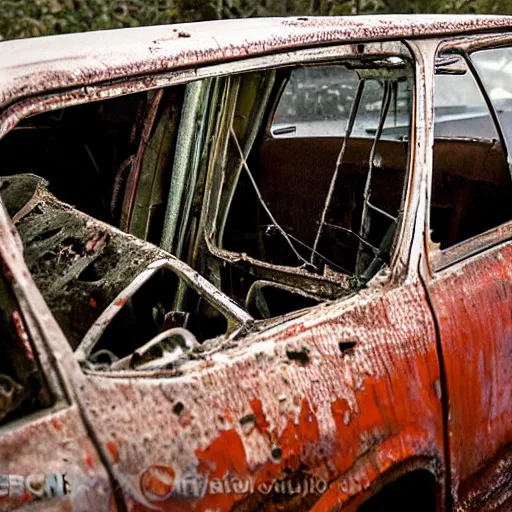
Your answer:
[75,258,253,364]
[1,15,512,109]
[0,14,511,512]
[0,184,114,512]
[80,280,444,512]
[0,42,408,142]
[121,89,164,232]
[1,175,252,350]
[427,244,512,511]
[160,81,206,255]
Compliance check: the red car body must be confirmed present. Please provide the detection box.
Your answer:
[0,15,510,512]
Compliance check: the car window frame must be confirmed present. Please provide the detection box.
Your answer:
[427,34,512,274]
[0,39,423,380]
[203,42,417,291]
[0,40,418,286]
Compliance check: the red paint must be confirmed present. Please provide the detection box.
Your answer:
[249,399,270,435]
[278,399,320,462]
[11,310,34,360]
[85,232,108,253]
[428,243,512,509]
[52,418,63,431]
[85,453,94,468]
[196,429,248,478]
[107,441,119,464]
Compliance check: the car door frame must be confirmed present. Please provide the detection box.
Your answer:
[75,40,445,512]
[420,32,512,511]
[0,199,115,511]
[1,35,450,512]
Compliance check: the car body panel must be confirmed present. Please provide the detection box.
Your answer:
[0,14,510,512]
[0,405,112,512]
[418,35,512,511]
[79,278,443,512]
[427,242,512,510]
[0,199,114,511]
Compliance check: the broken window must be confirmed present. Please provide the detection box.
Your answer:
[203,57,413,318]
[430,53,512,250]
[0,43,415,370]
[0,87,184,243]
[272,65,411,139]
[0,173,250,373]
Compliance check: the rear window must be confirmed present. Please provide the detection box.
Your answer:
[271,64,411,139]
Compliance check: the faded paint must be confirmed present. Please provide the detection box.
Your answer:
[79,280,444,511]
[0,14,510,512]
[1,15,512,109]
[0,406,111,511]
[0,197,114,511]
[427,243,512,510]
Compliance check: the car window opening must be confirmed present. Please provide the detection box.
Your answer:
[430,50,512,252]
[0,56,413,371]
[219,61,411,315]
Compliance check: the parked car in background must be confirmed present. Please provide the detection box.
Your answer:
[0,14,510,512]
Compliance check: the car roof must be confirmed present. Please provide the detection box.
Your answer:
[1,14,512,109]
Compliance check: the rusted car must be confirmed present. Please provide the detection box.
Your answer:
[0,14,511,512]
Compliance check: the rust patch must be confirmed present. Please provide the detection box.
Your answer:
[107,441,119,464]
[11,310,34,360]
[77,280,445,511]
[2,16,512,111]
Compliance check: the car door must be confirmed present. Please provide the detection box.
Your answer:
[0,29,449,512]
[0,198,114,511]
[71,41,446,512]
[425,41,512,511]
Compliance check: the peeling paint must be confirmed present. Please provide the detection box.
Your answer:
[0,14,510,512]
[2,15,512,110]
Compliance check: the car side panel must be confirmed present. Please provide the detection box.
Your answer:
[0,197,115,512]
[78,280,445,511]
[427,241,512,510]
[0,405,113,511]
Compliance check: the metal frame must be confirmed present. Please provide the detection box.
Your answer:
[75,258,253,365]
[424,33,512,275]
[0,41,418,293]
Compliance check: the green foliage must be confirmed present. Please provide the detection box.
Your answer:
[0,0,511,41]
[0,0,179,40]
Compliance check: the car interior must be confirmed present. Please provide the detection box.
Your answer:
[0,52,511,370]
